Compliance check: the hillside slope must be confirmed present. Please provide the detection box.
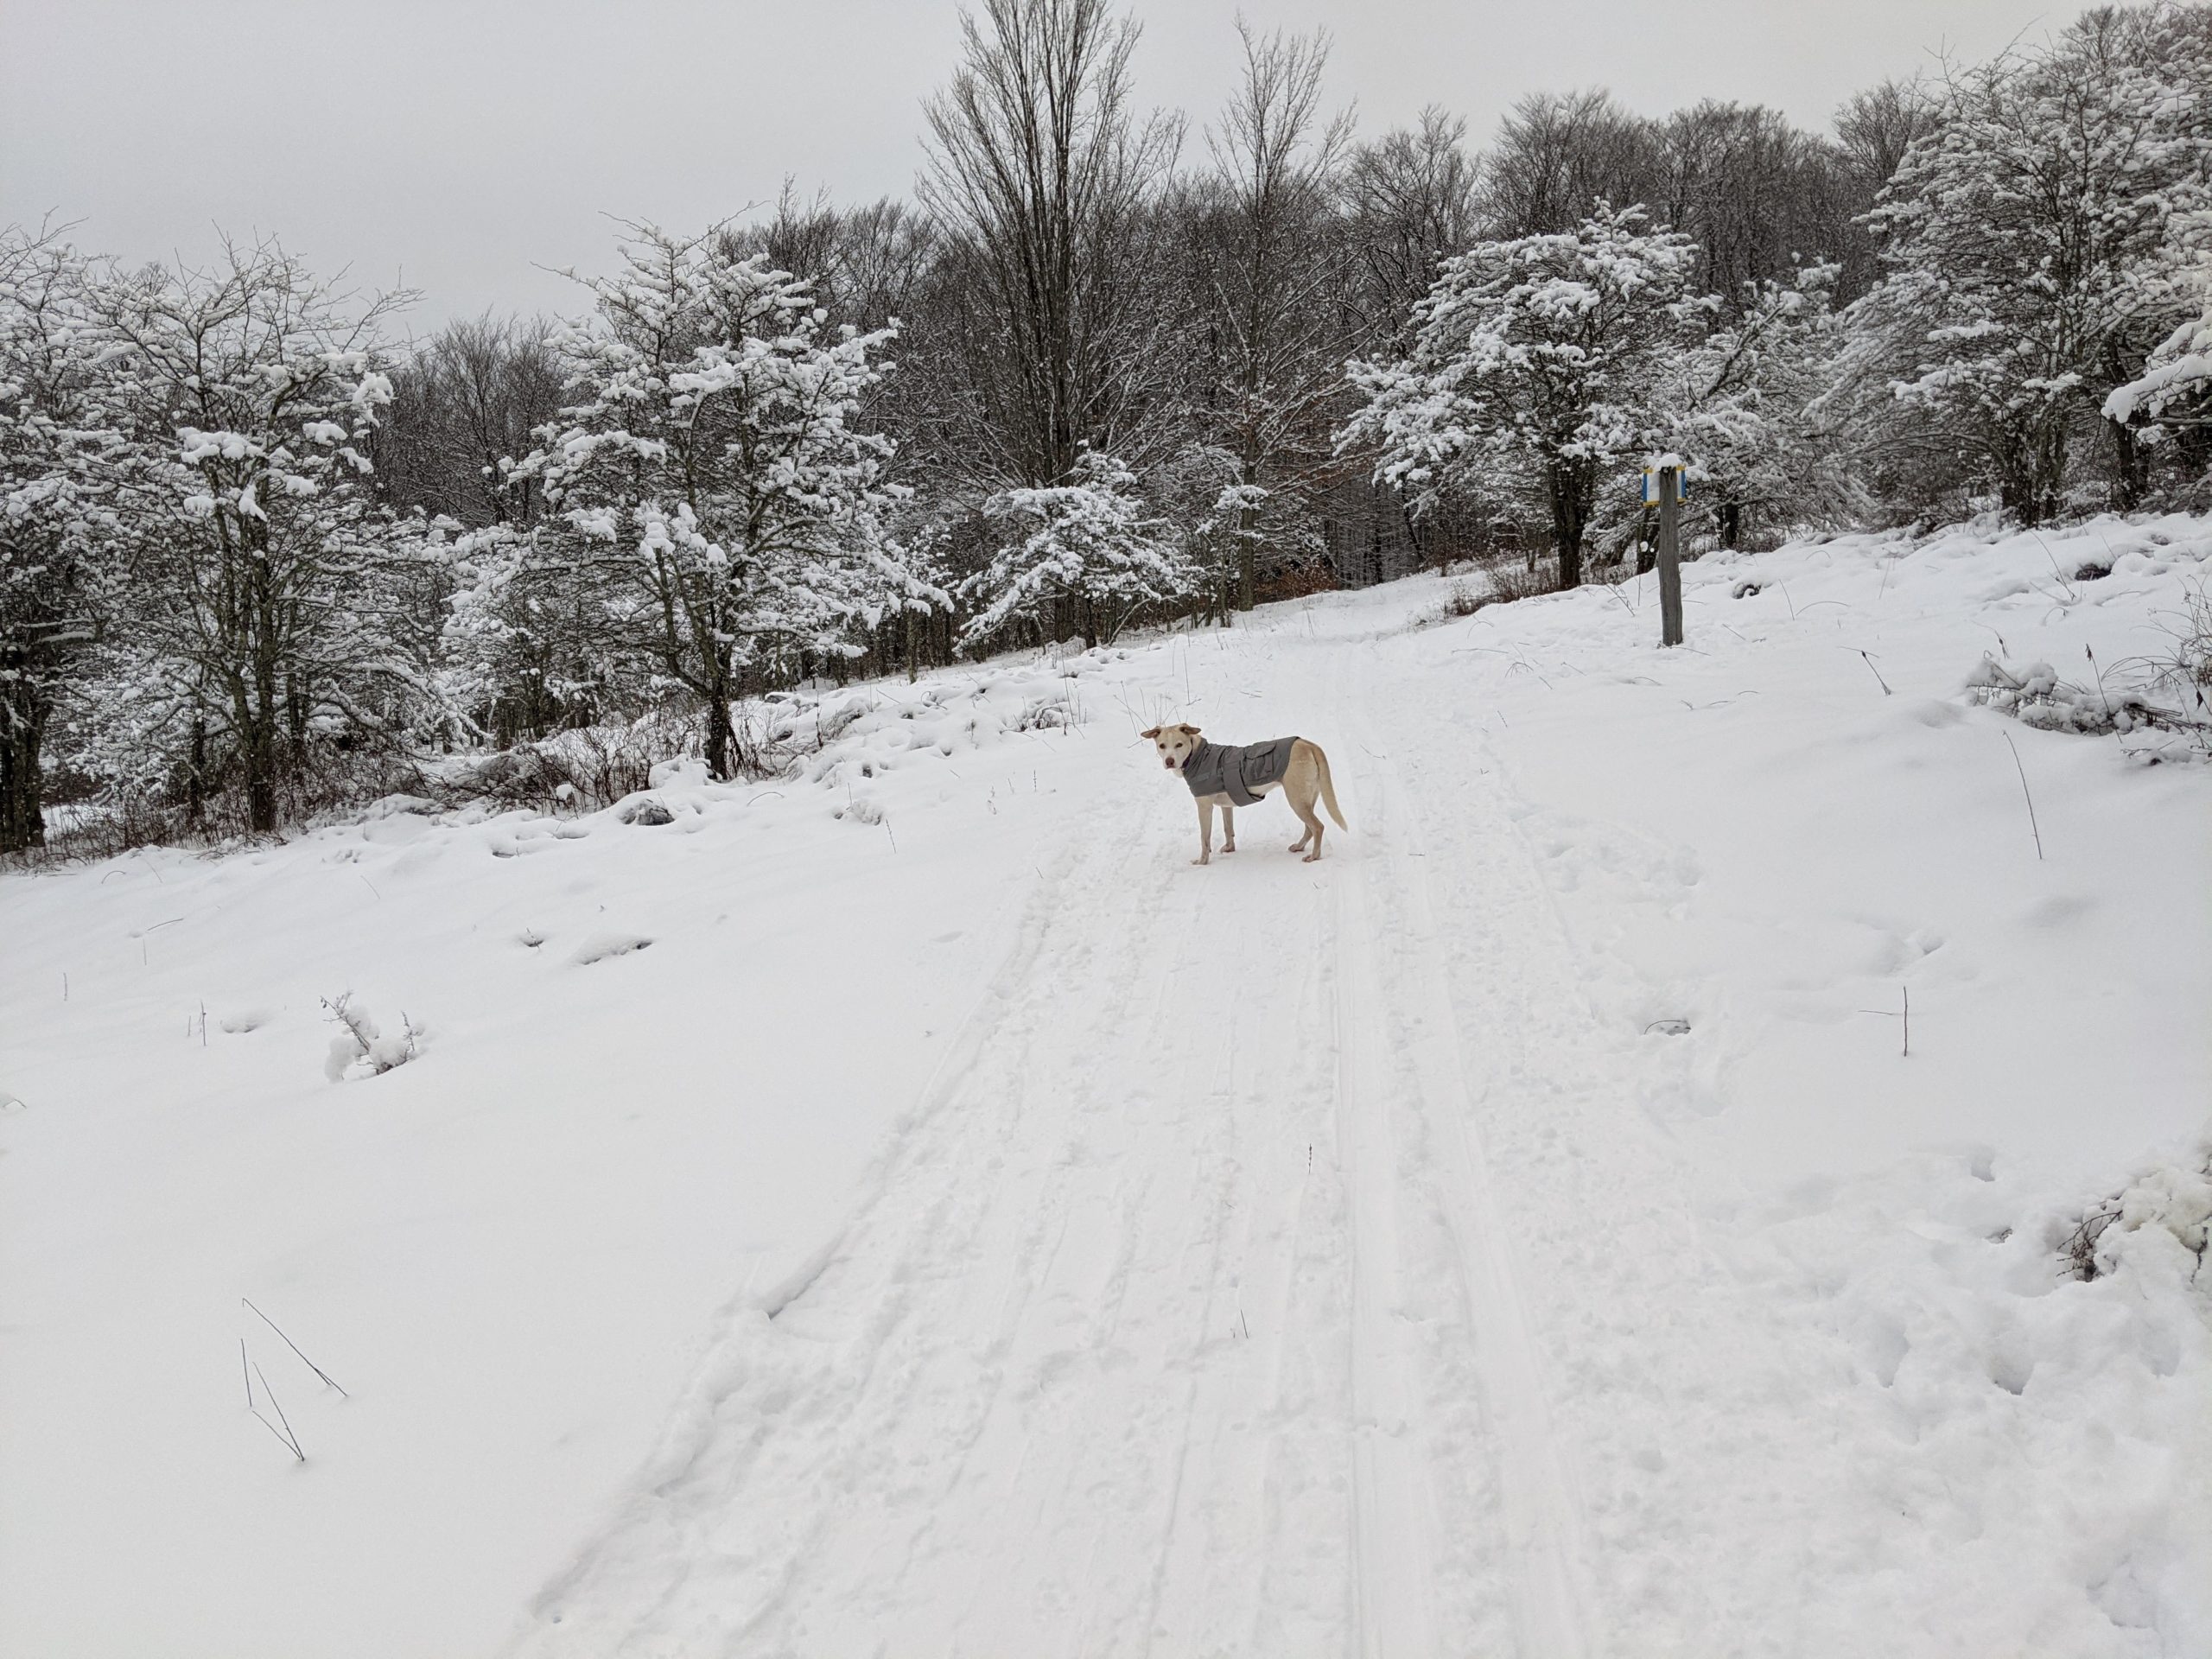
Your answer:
[3,514,2208,1657]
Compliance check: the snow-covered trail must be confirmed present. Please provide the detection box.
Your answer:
[509,613,1846,1658]
[508,630,1544,1655]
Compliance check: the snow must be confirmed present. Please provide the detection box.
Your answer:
[3,512,2209,1656]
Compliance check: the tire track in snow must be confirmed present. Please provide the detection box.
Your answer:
[506,809,1148,1653]
[1338,704,1597,1659]
[1326,850,1446,1658]
[511,780,1360,1656]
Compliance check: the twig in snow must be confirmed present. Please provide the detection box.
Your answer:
[2082,645,2136,754]
[2028,530,2077,601]
[243,1299,348,1397]
[1855,986,1910,1057]
[250,1360,305,1461]
[1849,649,1892,695]
[241,1338,253,1408]
[2001,732,2044,861]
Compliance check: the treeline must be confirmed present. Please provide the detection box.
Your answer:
[5,0,2210,849]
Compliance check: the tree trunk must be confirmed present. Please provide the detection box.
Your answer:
[245,719,278,835]
[243,658,281,836]
[2107,417,2146,512]
[0,687,48,854]
[1719,499,1743,550]
[243,536,283,835]
[185,716,209,825]
[703,656,736,780]
[1546,459,1586,590]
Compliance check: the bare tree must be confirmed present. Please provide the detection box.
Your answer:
[1342,107,1480,351]
[375,313,561,527]
[1192,19,1353,610]
[1481,89,1662,238]
[1656,101,1858,312]
[918,0,1184,507]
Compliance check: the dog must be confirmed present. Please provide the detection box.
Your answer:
[1141,722,1347,864]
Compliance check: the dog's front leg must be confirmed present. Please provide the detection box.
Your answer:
[1221,804,1236,853]
[1194,798,1213,865]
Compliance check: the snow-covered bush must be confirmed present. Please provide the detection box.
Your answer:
[1965,652,2209,748]
[2061,1150,2212,1283]
[321,995,420,1083]
[962,452,1194,650]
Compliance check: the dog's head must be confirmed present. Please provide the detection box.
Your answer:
[1141,723,1203,772]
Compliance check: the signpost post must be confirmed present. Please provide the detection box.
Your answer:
[1654,462,1685,647]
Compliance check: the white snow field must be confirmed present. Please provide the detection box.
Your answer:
[3,513,2209,1658]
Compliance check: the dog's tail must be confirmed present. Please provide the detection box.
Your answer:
[1316,745,1348,830]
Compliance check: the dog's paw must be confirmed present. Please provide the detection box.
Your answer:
[1301,851,1321,862]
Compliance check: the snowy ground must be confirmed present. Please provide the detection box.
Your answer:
[3,514,2209,1657]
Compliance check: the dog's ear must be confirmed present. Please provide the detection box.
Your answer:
[1140,726,1160,740]
[1182,724,1201,736]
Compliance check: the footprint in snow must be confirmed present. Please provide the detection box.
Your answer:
[571,933,652,965]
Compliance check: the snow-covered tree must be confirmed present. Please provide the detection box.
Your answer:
[1,226,119,851]
[1848,3,2212,518]
[81,241,415,834]
[522,225,931,779]
[1658,263,1858,546]
[963,451,1192,648]
[431,522,631,747]
[2104,210,2212,440]
[1343,203,1709,587]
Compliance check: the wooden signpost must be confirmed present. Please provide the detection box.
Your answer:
[1643,462,1687,647]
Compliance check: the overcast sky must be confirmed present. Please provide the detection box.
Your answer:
[3,0,2068,330]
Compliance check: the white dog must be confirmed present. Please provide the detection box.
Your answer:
[1142,722,1347,864]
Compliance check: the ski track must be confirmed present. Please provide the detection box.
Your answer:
[511,613,1796,1658]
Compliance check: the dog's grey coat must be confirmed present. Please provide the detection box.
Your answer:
[1181,736,1300,808]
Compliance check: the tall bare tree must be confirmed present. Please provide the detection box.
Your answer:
[1192,20,1353,610]
[1481,89,1662,238]
[1342,107,1480,352]
[375,314,561,528]
[918,0,1184,503]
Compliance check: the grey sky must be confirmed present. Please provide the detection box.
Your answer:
[3,0,2066,331]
